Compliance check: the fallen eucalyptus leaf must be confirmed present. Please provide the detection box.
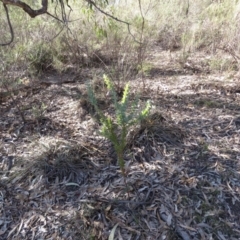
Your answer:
[108,223,119,240]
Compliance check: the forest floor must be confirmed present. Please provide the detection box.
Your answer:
[1,45,240,240]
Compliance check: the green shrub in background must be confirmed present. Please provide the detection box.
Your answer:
[87,74,151,177]
[27,43,55,74]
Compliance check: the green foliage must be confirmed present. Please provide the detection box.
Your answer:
[137,62,153,76]
[87,74,151,176]
[208,56,237,72]
[94,24,108,39]
[31,102,47,120]
[27,43,55,73]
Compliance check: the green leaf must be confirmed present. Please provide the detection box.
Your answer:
[141,100,151,118]
[121,82,130,105]
[103,74,113,90]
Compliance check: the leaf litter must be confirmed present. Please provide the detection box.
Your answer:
[0,50,240,239]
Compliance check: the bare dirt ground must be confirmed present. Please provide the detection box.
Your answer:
[1,47,240,239]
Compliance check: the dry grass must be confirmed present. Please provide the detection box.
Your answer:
[1,0,240,81]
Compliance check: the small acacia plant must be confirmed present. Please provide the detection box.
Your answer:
[87,74,151,177]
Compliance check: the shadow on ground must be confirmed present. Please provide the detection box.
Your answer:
[1,73,240,239]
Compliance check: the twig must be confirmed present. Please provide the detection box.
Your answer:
[87,0,141,44]
[0,4,14,46]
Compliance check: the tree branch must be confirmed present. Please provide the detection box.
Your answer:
[0,0,48,18]
[0,0,66,45]
[0,4,14,46]
[86,0,141,44]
